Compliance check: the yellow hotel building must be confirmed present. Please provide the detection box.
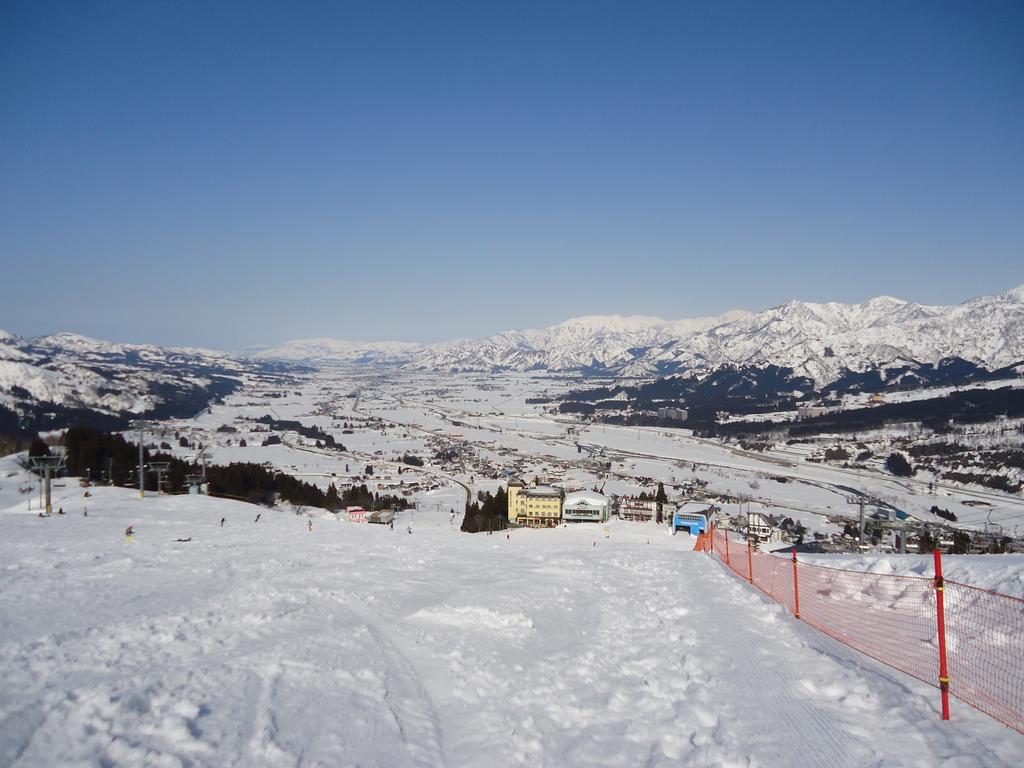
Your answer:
[508,479,564,528]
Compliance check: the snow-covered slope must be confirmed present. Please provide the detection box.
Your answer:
[408,286,1024,384]
[0,332,256,423]
[1,458,1020,765]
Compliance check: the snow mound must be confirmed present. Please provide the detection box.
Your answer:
[410,605,534,635]
[796,553,1024,598]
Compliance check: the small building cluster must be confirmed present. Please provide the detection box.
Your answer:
[656,407,689,422]
[507,479,716,531]
[797,404,833,420]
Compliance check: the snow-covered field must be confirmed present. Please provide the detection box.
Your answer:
[155,368,1024,543]
[2,456,1023,766]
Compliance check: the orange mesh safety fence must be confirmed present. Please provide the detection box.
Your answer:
[943,580,1024,732]
[707,528,1024,733]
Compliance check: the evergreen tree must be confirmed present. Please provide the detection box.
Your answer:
[655,482,668,504]
[918,530,936,553]
[460,486,508,533]
[885,452,914,477]
[461,501,482,532]
[795,523,806,546]
[324,483,339,511]
[951,530,971,554]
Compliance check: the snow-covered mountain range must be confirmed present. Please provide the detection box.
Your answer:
[0,332,261,431]
[403,286,1024,383]
[3,285,1022,434]
[253,311,752,374]
[406,311,752,375]
[251,338,423,366]
[251,286,1024,384]
[644,286,1024,384]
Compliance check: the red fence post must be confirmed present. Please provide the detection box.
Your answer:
[725,529,730,566]
[792,546,801,619]
[934,549,951,721]
[747,541,754,585]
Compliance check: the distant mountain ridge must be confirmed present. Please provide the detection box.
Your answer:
[250,285,1024,385]
[649,286,1024,385]
[406,310,752,374]
[254,310,752,372]
[407,286,1024,383]
[250,337,423,366]
[3,284,1022,437]
[0,331,273,435]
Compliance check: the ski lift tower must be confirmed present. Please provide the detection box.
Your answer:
[184,450,205,493]
[984,509,1004,547]
[184,471,204,494]
[845,494,884,545]
[131,419,150,498]
[149,461,171,495]
[30,454,66,516]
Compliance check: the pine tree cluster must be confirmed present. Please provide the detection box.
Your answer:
[461,486,508,533]
[61,427,406,511]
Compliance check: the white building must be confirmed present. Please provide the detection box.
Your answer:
[797,404,831,420]
[747,512,778,546]
[657,407,688,422]
[346,507,369,523]
[563,491,611,523]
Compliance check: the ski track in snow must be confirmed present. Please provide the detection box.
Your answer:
[1,476,1022,766]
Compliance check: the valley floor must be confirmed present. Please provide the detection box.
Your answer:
[1,477,1021,767]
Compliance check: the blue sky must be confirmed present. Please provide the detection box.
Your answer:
[1,1,1021,348]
